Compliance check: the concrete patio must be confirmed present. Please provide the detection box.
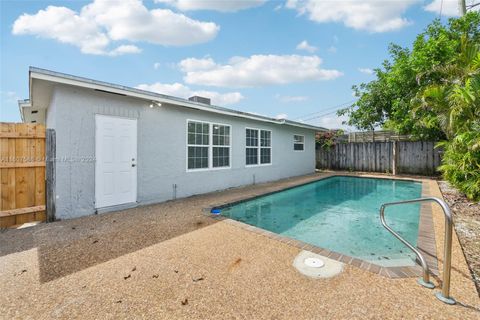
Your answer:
[1,173,479,319]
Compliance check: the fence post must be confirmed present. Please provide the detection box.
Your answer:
[392,140,397,175]
[46,129,56,222]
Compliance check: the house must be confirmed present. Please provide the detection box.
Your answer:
[19,67,326,220]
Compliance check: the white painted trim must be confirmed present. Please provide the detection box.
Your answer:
[18,100,31,122]
[185,119,232,172]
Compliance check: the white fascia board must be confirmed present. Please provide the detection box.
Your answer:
[18,100,31,122]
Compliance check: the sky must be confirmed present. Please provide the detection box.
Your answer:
[0,0,473,130]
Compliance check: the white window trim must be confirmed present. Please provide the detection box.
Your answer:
[293,134,305,152]
[245,127,272,167]
[186,119,232,172]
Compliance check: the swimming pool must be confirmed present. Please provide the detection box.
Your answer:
[220,176,423,267]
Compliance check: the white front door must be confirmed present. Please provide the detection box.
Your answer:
[95,115,137,208]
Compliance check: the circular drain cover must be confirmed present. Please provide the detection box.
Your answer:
[304,257,325,268]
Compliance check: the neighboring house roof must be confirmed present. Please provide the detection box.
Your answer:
[20,67,328,131]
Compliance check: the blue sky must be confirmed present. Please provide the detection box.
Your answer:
[0,0,467,129]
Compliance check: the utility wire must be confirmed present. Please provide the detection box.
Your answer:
[467,2,480,9]
[292,99,356,121]
[301,107,351,122]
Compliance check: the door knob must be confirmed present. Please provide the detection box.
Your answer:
[132,164,136,167]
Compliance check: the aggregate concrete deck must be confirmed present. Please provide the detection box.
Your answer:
[1,173,479,319]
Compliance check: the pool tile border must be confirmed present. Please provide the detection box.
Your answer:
[207,173,439,280]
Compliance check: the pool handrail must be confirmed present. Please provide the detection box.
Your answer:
[379,197,455,305]
[379,200,435,289]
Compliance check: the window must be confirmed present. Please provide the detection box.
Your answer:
[260,130,271,164]
[246,128,271,166]
[187,120,231,171]
[187,121,209,169]
[246,129,258,165]
[212,124,230,168]
[294,135,304,151]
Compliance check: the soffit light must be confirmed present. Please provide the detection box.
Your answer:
[149,101,162,108]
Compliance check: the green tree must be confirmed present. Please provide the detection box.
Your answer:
[415,35,480,200]
[338,12,480,140]
[338,12,480,200]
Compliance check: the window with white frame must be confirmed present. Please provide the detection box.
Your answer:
[294,135,304,151]
[187,120,231,170]
[246,128,271,165]
[187,121,209,169]
[212,124,230,168]
[260,130,271,163]
[246,128,258,165]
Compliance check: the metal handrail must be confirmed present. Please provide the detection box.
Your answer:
[379,197,456,305]
[380,202,434,289]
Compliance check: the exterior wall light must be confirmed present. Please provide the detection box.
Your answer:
[149,101,162,108]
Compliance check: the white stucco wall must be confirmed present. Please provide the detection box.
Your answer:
[47,84,316,219]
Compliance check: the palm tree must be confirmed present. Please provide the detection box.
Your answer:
[413,34,480,200]
[413,34,479,138]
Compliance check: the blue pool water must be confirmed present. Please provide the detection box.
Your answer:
[221,176,423,267]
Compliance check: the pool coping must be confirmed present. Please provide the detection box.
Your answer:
[207,173,439,279]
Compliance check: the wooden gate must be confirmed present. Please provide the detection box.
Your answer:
[0,123,46,227]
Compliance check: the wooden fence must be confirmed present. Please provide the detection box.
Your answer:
[316,141,442,175]
[0,123,46,227]
[340,130,413,142]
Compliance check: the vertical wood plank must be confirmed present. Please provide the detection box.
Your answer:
[15,124,34,224]
[34,124,46,223]
[392,141,397,175]
[34,124,46,206]
[1,124,16,227]
[46,129,56,222]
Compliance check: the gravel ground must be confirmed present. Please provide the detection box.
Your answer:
[438,181,480,295]
[1,173,479,319]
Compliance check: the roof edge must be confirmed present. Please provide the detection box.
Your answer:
[18,99,31,123]
[28,67,328,131]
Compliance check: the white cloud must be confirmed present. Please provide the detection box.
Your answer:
[275,94,308,103]
[275,113,288,120]
[12,5,110,55]
[108,45,142,56]
[179,54,343,88]
[423,0,455,16]
[2,91,20,103]
[153,62,161,70]
[12,0,219,55]
[328,46,337,53]
[136,82,244,105]
[423,0,478,16]
[179,57,217,72]
[285,0,418,32]
[296,40,317,53]
[315,114,355,131]
[358,67,374,75]
[156,0,266,12]
[83,0,219,46]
